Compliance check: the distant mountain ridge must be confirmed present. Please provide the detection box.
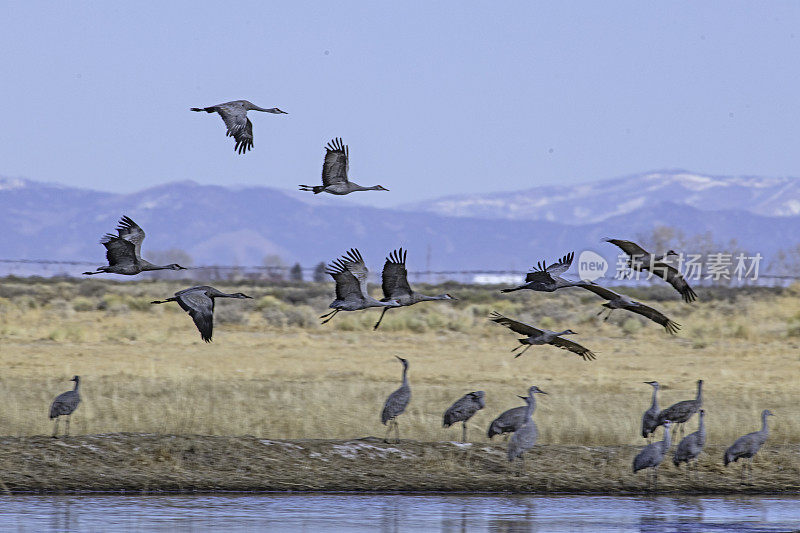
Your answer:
[1,174,799,275]
[400,170,800,224]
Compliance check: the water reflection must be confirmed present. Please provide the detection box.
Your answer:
[0,494,797,532]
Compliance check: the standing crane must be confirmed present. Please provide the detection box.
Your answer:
[320,249,400,324]
[641,381,661,442]
[443,391,486,442]
[605,239,697,303]
[487,395,532,440]
[633,420,672,491]
[673,409,706,478]
[724,409,775,483]
[299,138,389,195]
[657,380,703,438]
[507,386,547,473]
[151,286,252,342]
[190,100,287,154]
[381,357,411,443]
[489,312,596,361]
[83,216,188,276]
[500,252,585,293]
[49,376,81,438]
[373,248,456,330]
[579,282,681,335]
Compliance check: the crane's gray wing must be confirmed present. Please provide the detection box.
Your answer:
[321,137,349,186]
[326,260,364,301]
[216,104,253,154]
[545,252,574,276]
[626,302,681,335]
[176,289,215,342]
[381,248,413,299]
[381,386,410,424]
[488,311,543,337]
[49,390,80,418]
[340,248,369,297]
[576,281,621,301]
[101,235,137,267]
[651,262,698,303]
[115,216,145,259]
[605,238,649,258]
[443,392,484,427]
[550,336,597,361]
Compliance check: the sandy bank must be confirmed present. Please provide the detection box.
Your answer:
[0,434,797,495]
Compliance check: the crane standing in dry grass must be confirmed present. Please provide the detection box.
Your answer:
[49,376,81,438]
[442,391,485,442]
[381,357,411,443]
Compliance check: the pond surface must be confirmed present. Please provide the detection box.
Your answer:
[1,494,799,532]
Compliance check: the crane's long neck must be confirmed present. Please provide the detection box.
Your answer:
[417,293,450,302]
[401,365,408,387]
[650,386,659,410]
[698,412,706,438]
[524,394,536,420]
[696,382,703,405]
[761,412,770,435]
[141,262,174,272]
[73,380,80,392]
[662,426,672,450]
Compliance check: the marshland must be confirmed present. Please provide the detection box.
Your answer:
[0,276,798,493]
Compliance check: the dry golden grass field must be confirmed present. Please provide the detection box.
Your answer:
[1,277,798,451]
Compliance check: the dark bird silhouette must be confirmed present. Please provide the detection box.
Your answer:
[724,409,774,483]
[489,311,596,361]
[83,216,187,276]
[151,285,252,342]
[501,252,585,293]
[299,138,389,195]
[373,248,456,330]
[579,282,681,335]
[641,381,661,441]
[381,356,411,443]
[487,395,532,440]
[657,380,703,438]
[673,409,706,478]
[49,376,81,438]
[443,391,486,442]
[191,100,287,154]
[507,386,547,472]
[605,239,697,303]
[633,420,672,490]
[320,249,400,324]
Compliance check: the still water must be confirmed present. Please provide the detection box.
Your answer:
[1,494,798,532]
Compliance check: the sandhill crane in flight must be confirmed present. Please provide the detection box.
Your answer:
[442,391,486,442]
[151,286,252,342]
[579,282,681,335]
[299,138,389,195]
[373,248,456,330]
[501,252,585,293]
[605,239,697,303]
[489,311,596,361]
[83,216,187,276]
[320,249,400,324]
[191,100,287,154]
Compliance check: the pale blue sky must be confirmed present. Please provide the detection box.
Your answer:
[2,1,800,207]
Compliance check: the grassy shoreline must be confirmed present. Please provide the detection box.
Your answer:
[0,434,797,495]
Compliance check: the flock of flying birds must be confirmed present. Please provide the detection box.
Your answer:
[42,99,769,483]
